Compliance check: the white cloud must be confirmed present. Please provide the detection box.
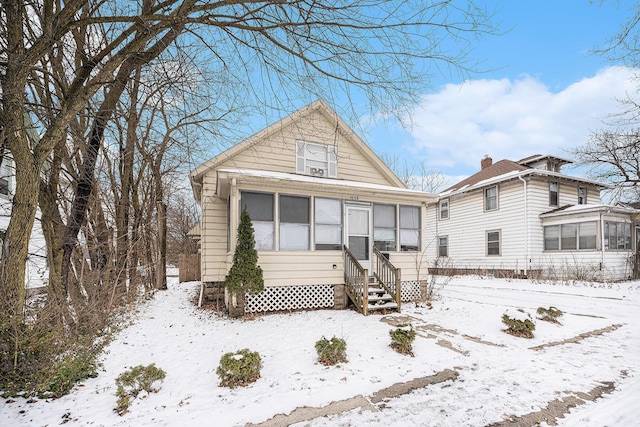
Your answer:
[405,66,639,173]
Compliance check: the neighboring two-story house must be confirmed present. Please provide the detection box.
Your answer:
[190,100,438,315]
[425,155,640,281]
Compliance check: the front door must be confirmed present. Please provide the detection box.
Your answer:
[346,204,372,272]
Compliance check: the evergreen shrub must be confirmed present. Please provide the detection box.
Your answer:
[217,349,262,388]
[389,323,416,356]
[114,364,166,415]
[502,309,536,338]
[315,336,347,366]
[536,306,563,324]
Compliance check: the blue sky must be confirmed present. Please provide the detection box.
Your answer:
[362,0,639,188]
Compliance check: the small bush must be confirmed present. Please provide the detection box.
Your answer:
[536,306,563,324]
[315,336,347,366]
[41,352,100,398]
[389,323,416,356]
[502,309,536,338]
[216,349,262,388]
[114,364,166,415]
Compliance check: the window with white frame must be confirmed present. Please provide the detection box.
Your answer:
[400,205,420,251]
[296,140,337,178]
[487,230,500,255]
[549,181,559,206]
[578,186,587,204]
[543,221,597,251]
[374,204,396,251]
[314,198,342,250]
[439,199,449,219]
[279,195,310,251]
[438,236,448,257]
[240,191,274,250]
[604,221,631,250]
[0,157,12,197]
[484,186,498,211]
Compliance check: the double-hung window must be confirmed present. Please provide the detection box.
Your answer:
[240,191,274,250]
[314,198,342,250]
[374,204,396,251]
[487,230,500,255]
[549,181,559,206]
[400,205,420,251]
[438,236,448,257]
[439,199,449,219]
[484,186,498,211]
[296,141,337,178]
[279,195,310,250]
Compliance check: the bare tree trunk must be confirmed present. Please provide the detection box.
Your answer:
[156,201,167,290]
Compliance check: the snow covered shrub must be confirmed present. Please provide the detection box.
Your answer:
[536,306,563,324]
[217,349,262,388]
[389,323,416,356]
[502,309,536,338]
[114,364,166,415]
[315,336,347,366]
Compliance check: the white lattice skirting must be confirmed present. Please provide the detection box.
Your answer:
[245,284,334,313]
[401,280,421,302]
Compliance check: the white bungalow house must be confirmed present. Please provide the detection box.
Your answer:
[190,100,438,315]
[425,154,640,281]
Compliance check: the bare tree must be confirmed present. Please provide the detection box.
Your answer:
[0,0,498,390]
[379,152,450,193]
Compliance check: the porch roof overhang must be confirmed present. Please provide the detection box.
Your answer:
[215,168,437,204]
[539,204,640,220]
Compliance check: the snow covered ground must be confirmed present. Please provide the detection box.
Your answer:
[1,276,639,426]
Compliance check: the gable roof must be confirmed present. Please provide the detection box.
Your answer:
[190,99,405,200]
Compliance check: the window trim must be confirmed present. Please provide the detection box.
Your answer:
[373,203,397,252]
[314,197,343,250]
[578,186,587,205]
[484,185,498,212]
[399,205,421,252]
[439,199,449,220]
[486,230,501,256]
[279,194,310,251]
[240,191,275,251]
[438,236,448,257]
[604,221,632,251]
[543,221,598,251]
[296,140,337,178]
[549,180,559,206]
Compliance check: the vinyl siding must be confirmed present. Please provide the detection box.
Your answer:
[215,109,394,187]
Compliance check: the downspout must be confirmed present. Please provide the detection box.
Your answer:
[518,175,528,277]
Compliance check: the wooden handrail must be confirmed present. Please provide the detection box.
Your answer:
[343,245,368,315]
[372,246,401,312]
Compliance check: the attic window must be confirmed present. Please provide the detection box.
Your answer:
[296,141,337,178]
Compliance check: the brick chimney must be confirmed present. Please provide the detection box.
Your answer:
[481,155,493,170]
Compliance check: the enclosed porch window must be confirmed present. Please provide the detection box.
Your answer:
[240,191,274,250]
[373,204,396,251]
[315,198,342,250]
[280,195,310,250]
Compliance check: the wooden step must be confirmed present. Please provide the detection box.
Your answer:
[367,302,399,311]
[368,294,393,302]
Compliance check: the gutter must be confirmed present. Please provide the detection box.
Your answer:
[518,175,528,277]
